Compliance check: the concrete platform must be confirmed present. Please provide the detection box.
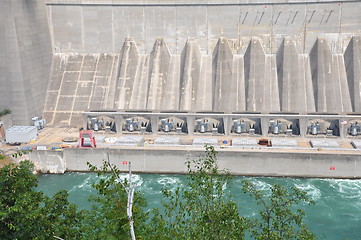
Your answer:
[2,126,361,178]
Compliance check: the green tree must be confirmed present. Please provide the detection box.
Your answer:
[242,181,316,240]
[84,159,148,240]
[0,148,318,240]
[0,108,11,118]
[0,161,84,240]
[146,145,246,240]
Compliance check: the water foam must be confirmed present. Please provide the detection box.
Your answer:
[117,174,143,186]
[250,179,272,191]
[69,175,94,193]
[327,179,361,199]
[157,176,182,186]
[295,183,321,201]
[156,176,183,192]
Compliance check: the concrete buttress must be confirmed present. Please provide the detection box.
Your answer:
[344,36,361,113]
[179,39,202,111]
[310,38,352,113]
[147,38,171,110]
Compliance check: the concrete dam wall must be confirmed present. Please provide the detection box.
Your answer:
[2,0,361,126]
[42,0,361,126]
[44,36,361,126]
[0,0,52,125]
[46,0,360,54]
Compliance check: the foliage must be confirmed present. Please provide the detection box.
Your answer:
[0,108,11,118]
[11,150,32,158]
[145,145,246,240]
[84,160,148,240]
[242,181,316,240]
[0,148,318,240]
[0,161,84,240]
[0,154,5,160]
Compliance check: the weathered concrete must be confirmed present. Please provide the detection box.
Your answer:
[0,115,13,132]
[179,39,202,111]
[43,54,119,126]
[45,0,361,54]
[212,38,235,112]
[277,37,315,113]
[115,38,141,110]
[29,150,65,174]
[147,38,171,110]
[28,147,361,178]
[3,0,361,127]
[44,35,361,126]
[309,38,352,113]
[0,0,52,125]
[344,36,361,112]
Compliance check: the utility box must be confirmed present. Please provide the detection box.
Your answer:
[6,126,38,143]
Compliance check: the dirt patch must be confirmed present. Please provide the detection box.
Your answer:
[0,155,14,168]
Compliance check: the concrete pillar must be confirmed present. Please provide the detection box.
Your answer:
[261,117,270,137]
[150,116,159,134]
[147,39,171,110]
[310,38,352,113]
[213,38,235,112]
[114,115,123,134]
[223,116,231,136]
[244,38,280,112]
[116,38,139,110]
[277,37,315,113]
[180,39,201,111]
[299,117,308,138]
[82,114,88,130]
[344,36,361,112]
[186,116,195,136]
[339,119,347,139]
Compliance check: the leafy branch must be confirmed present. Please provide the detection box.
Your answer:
[87,155,142,240]
[0,109,11,118]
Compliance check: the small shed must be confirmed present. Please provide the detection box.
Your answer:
[5,126,38,143]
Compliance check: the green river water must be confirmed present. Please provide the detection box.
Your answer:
[37,173,361,239]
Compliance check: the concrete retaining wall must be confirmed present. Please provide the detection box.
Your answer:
[29,150,65,173]
[28,148,361,178]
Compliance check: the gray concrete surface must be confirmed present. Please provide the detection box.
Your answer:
[42,0,361,125]
[344,36,361,112]
[2,0,361,131]
[43,54,118,126]
[45,0,361,54]
[0,0,52,125]
[0,115,13,132]
[43,35,361,126]
[27,147,361,178]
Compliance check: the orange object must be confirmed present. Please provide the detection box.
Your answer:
[258,139,269,145]
[78,130,96,148]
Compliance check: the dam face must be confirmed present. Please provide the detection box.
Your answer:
[2,0,361,126]
[0,0,52,124]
